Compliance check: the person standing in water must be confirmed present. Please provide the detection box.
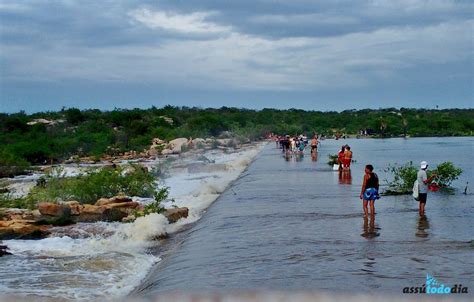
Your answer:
[417,161,437,216]
[310,135,318,154]
[360,164,379,216]
[337,146,345,171]
[343,145,353,170]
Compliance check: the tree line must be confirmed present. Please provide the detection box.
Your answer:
[1,106,473,173]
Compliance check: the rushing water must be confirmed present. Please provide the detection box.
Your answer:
[136,137,474,297]
[0,145,265,300]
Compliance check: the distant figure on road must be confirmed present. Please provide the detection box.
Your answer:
[360,164,379,217]
[417,161,437,217]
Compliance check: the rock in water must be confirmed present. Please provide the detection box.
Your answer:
[38,202,71,218]
[0,244,12,256]
[0,220,50,240]
[168,138,189,154]
[95,195,133,206]
[164,207,189,223]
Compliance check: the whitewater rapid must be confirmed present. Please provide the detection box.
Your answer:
[0,142,266,300]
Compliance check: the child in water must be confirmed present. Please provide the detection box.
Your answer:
[360,164,380,216]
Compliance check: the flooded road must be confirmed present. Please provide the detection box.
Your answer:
[137,137,473,296]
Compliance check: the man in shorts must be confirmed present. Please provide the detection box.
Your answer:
[417,161,437,216]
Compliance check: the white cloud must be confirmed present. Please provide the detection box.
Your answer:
[250,13,360,26]
[128,8,231,34]
[1,5,472,93]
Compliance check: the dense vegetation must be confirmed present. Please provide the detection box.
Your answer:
[383,161,463,195]
[0,164,165,209]
[1,107,473,173]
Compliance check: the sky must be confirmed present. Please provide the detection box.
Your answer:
[0,0,472,113]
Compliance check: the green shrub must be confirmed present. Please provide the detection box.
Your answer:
[24,164,157,204]
[429,162,463,187]
[134,187,168,218]
[384,161,462,194]
[327,154,339,166]
[0,149,30,177]
[384,162,418,194]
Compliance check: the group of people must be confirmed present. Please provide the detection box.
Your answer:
[276,134,320,154]
[337,145,353,170]
[274,135,435,218]
[359,161,436,218]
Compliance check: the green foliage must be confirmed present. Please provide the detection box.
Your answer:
[327,154,339,166]
[384,161,463,194]
[0,194,37,210]
[1,107,473,175]
[0,149,30,178]
[429,162,463,187]
[21,164,157,205]
[135,188,169,217]
[384,162,418,194]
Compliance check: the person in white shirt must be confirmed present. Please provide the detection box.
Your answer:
[417,161,437,216]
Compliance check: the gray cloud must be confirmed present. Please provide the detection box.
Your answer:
[0,0,472,112]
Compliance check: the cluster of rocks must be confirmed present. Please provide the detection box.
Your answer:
[148,137,247,157]
[0,196,189,242]
[62,135,251,164]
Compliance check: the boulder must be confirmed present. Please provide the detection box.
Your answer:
[192,138,206,148]
[164,207,189,223]
[104,201,139,210]
[148,148,159,157]
[64,201,83,216]
[0,245,11,257]
[161,149,173,156]
[0,220,50,240]
[38,202,71,218]
[0,208,38,221]
[95,195,133,206]
[152,138,166,145]
[216,138,235,147]
[73,204,128,223]
[168,138,188,154]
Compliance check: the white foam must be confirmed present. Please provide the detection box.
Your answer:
[0,143,267,300]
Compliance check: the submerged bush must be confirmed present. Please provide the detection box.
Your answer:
[134,187,168,218]
[327,154,339,166]
[384,161,462,194]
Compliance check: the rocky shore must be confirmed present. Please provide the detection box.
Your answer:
[0,196,189,241]
[0,138,265,261]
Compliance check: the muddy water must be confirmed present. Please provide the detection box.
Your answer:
[137,137,473,296]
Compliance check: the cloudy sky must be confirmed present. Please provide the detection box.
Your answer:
[0,0,472,113]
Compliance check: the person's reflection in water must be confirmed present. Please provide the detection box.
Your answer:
[338,170,352,185]
[361,215,380,238]
[416,215,430,238]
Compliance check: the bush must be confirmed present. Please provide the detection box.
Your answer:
[327,154,339,166]
[0,149,30,178]
[23,164,158,204]
[384,162,418,194]
[429,162,463,187]
[134,187,168,218]
[384,161,462,194]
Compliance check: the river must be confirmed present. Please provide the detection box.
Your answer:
[136,137,473,297]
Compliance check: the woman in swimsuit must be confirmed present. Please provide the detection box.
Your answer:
[360,164,380,216]
[337,146,345,171]
[310,136,318,154]
[343,146,352,170]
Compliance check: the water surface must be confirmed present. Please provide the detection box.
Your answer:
[137,137,474,296]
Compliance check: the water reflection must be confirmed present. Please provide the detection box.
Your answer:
[311,150,318,161]
[361,215,380,238]
[415,216,430,238]
[338,170,352,185]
